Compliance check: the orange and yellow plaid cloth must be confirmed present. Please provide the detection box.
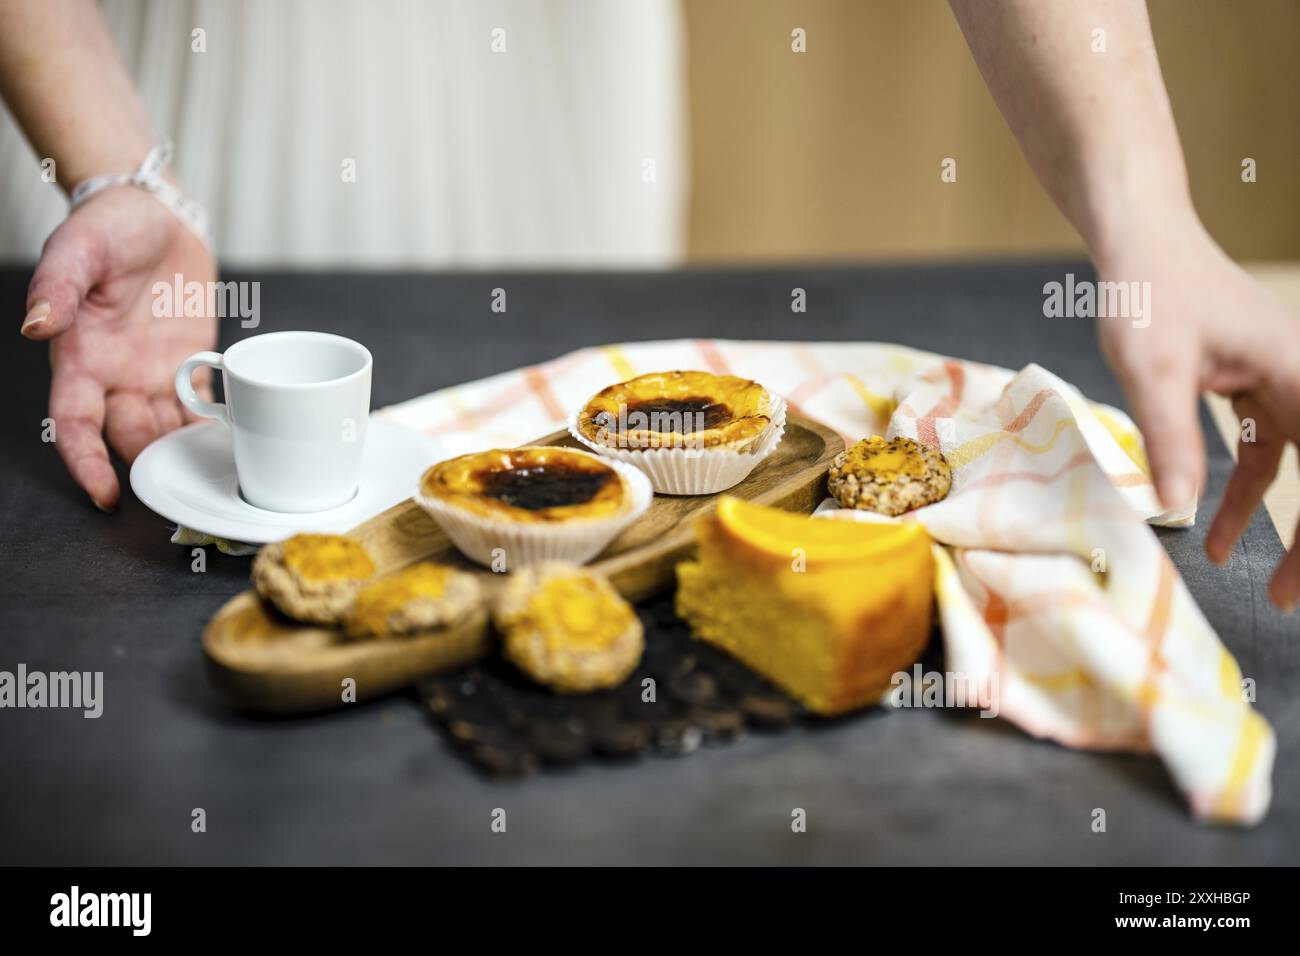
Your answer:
[382,338,1274,825]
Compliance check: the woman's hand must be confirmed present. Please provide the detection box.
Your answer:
[949,0,1300,610]
[1095,218,1300,610]
[21,186,218,511]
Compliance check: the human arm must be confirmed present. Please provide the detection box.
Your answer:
[0,0,217,511]
[950,0,1300,609]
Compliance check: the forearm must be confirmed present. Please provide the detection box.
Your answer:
[949,0,1200,266]
[0,0,157,192]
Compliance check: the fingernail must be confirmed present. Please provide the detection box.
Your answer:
[21,299,50,335]
[1161,476,1196,512]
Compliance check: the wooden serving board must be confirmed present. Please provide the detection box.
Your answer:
[203,413,844,713]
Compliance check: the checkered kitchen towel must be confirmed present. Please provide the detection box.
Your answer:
[377,338,1275,824]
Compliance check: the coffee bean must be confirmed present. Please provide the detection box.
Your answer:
[642,595,681,629]
[473,743,539,778]
[591,720,651,757]
[656,718,704,756]
[425,595,802,773]
[420,685,455,717]
[740,694,796,729]
[670,654,699,680]
[708,657,765,689]
[669,670,717,706]
[502,707,533,730]
[692,706,746,744]
[640,642,679,674]
[448,719,515,749]
[525,718,590,765]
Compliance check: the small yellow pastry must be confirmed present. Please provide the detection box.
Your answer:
[419,447,630,524]
[345,562,483,639]
[676,496,934,716]
[576,370,774,452]
[252,533,376,624]
[493,562,644,693]
[828,436,952,516]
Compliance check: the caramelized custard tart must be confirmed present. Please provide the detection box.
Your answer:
[576,370,774,452]
[416,446,652,568]
[420,447,630,524]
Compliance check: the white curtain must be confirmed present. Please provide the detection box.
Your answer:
[0,0,688,268]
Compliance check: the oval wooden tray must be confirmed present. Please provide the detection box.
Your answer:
[202,413,844,713]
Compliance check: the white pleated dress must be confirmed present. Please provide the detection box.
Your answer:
[0,0,687,268]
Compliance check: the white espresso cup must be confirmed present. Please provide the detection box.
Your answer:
[175,331,373,513]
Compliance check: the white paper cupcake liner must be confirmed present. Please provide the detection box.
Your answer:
[568,396,787,495]
[413,456,653,570]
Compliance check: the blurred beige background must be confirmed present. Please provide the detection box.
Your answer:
[685,0,1300,546]
[3,0,1294,268]
[684,0,1300,263]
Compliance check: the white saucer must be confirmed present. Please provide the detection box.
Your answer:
[129,418,443,544]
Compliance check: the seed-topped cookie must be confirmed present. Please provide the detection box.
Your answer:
[828,436,952,516]
[252,533,377,623]
[345,562,482,639]
[492,562,643,693]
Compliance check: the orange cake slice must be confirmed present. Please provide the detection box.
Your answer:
[675,496,934,715]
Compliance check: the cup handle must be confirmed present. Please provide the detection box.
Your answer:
[175,352,230,427]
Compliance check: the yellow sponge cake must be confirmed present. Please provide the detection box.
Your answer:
[676,496,934,715]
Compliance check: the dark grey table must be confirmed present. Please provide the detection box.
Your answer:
[0,261,1295,865]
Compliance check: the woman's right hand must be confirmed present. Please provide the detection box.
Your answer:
[21,185,218,511]
[1094,221,1300,610]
